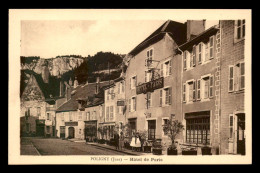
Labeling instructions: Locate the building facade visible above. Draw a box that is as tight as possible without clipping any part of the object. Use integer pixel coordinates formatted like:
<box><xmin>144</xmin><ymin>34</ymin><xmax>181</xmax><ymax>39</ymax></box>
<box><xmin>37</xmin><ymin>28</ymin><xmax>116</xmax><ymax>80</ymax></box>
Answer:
<box><xmin>123</xmin><ymin>20</ymin><xmax>192</xmax><ymax>149</ymax></box>
<box><xmin>179</xmin><ymin>25</ymin><xmax>221</xmax><ymax>154</ymax></box>
<box><xmin>219</xmin><ymin>20</ymin><xmax>245</xmax><ymax>155</ymax></box>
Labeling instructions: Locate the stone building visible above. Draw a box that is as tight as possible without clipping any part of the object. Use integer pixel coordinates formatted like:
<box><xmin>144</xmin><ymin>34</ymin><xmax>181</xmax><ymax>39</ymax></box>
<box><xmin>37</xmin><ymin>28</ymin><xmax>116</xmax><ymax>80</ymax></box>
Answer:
<box><xmin>101</xmin><ymin>77</ymin><xmax>126</xmax><ymax>140</ymax></box>
<box><xmin>123</xmin><ymin>20</ymin><xmax>205</xmax><ymax>150</ymax></box>
<box><xmin>179</xmin><ymin>24</ymin><xmax>221</xmax><ymax>154</ymax></box>
<box><xmin>20</xmin><ymin>66</ymin><xmax>63</xmax><ymax>137</ymax></box>
<box><xmin>55</xmin><ymin>78</ymin><xmax>109</xmax><ymax>140</ymax></box>
<box><xmin>219</xmin><ymin>20</ymin><xmax>245</xmax><ymax>155</ymax></box>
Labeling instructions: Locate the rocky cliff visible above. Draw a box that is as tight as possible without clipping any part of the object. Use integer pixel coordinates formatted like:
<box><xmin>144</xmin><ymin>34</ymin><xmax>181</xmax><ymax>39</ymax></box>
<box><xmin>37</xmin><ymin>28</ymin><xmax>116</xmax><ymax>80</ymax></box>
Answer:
<box><xmin>21</xmin><ymin>56</ymin><xmax>85</xmax><ymax>76</ymax></box>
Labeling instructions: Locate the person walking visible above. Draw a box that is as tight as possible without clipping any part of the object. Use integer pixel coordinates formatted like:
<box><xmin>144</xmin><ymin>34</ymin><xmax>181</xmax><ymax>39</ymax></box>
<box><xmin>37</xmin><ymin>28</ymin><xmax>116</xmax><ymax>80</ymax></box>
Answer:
<box><xmin>114</xmin><ymin>131</ymin><xmax>120</xmax><ymax>150</ymax></box>
<box><xmin>119</xmin><ymin>131</ymin><xmax>125</xmax><ymax>151</ymax></box>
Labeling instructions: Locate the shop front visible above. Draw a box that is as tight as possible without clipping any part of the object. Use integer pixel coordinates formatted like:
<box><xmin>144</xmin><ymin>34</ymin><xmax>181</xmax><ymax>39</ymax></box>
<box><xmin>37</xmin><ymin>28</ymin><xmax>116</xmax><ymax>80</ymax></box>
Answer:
<box><xmin>84</xmin><ymin>120</ymin><xmax>98</xmax><ymax>142</ymax></box>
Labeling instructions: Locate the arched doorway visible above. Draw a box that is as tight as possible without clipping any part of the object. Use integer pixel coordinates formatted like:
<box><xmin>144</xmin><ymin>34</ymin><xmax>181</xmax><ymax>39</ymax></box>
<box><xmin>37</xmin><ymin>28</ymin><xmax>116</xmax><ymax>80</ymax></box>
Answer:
<box><xmin>68</xmin><ymin>127</ymin><xmax>75</xmax><ymax>139</ymax></box>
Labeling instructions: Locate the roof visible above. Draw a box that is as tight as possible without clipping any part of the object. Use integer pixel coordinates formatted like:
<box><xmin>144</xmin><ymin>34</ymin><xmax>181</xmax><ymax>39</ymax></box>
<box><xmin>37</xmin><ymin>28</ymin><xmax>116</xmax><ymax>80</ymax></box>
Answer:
<box><xmin>179</xmin><ymin>25</ymin><xmax>219</xmax><ymax>51</ymax></box>
<box><xmin>56</xmin><ymin>81</ymin><xmax>110</xmax><ymax>112</ymax></box>
<box><xmin>129</xmin><ymin>20</ymin><xmax>187</xmax><ymax>56</ymax></box>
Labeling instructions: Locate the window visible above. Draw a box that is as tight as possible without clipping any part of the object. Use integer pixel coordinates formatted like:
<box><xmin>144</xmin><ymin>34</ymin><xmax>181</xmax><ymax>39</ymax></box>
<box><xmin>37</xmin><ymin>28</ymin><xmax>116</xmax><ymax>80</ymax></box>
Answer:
<box><xmin>235</xmin><ymin>20</ymin><xmax>245</xmax><ymax>40</ymax></box>
<box><xmin>130</xmin><ymin>76</ymin><xmax>137</xmax><ymax>89</ymax></box>
<box><xmin>188</xmin><ymin>82</ymin><xmax>194</xmax><ymax>102</ymax></box>
<box><xmin>209</xmin><ymin>36</ymin><xmax>214</xmax><ymax>59</ymax></box>
<box><xmin>148</xmin><ymin>120</ymin><xmax>156</xmax><ymax>140</ymax></box>
<box><xmin>132</xmin><ymin>97</ymin><xmax>137</xmax><ymax>111</ymax></box>
<box><xmin>128</xmin><ymin>99</ymin><xmax>131</xmax><ymax>112</ymax></box>
<box><xmin>146</xmin><ymin>49</ymin><xmax>153</xmax><ymax>66</ymax></box>
<box><xmin>192</xmin><ymin>46</ymin><xmax>196</xmax><ymax>67</ymax></box>
<box><xmin>147</xmin><ymin>92</ymin><xmax>152</xmax><ymax>108</ymax></box>
<box><xmin>106</xmin><ymin>107</ymin><xmax>109</xmax><ymax>121</ymax></box>
<box><xmin>186</xmin><ymin>117</ymin><xmax>210</xmax><ymax>144</ymax></box>
<box><xmin>37</xmin><ymin>107</ymin><xmax>41</xmax><ymax>117</ymax></box>
<box><xmin>204</xmin><ymin>77</ymin><xmax>209</xmax><ymax>99</ymax></box>
<box><xmin>198</xmin><ymin>43</ymin><xmax>202</xmax><ymax>64</ymax></box>
<box><xmin>162</xmin><ymin>119</ymin><xmax>169</xmax><ymax>135</ymax></box>
<box><xmin>159</xmin><ymin>90</ymin><xmax>163</xmax><ymax>106</ymax></box>
<box><xmin>183</xmin><ymin>51</ymin><xmax>187</xmax><ymax>70</ymax></box>
<box><xmin>197</xmin><ymin>79</ymin><xmax>201</xmax><ymax>100</ymax></box>
<box><xmin>164</xmin><ymin>60</ymin><xmax>172</xmax><ymax>77</ymax></box>
<box><xmin>229</xmin><ymin>114</ymin><xmax>234</xmax><ymax>138</ymax></box>
<box><xmin>209</xmin><ymin>76</ymin><xmax>214</xmax><ymax>98</ymax></box>
<box><xmin>228</xmin><ymin>66</ymin><xmax>234</xmax><ymax>92</ymax></box>
<box><xmin>110</xmin><ymin>106</ymin><xmax>114</xmax><ymax>121</ymax></box>
<box><xmin>193</xmin><ymin>81</ymin><xmax>196</xmax><ymax>101</ymax></box>
<box><xmin>165</xmin><ymin>87</ymin><xmax>172</xmax><ymax>105</ymax></box>
<box><xmin>183</xmin><ymin>84</ymin><xmax>186</xmax><ymax>103</ymax></box>
<box><xmin>47</xmin><ymin>113</ymin><xmax>50</xmax><ymax>120</ymax></box>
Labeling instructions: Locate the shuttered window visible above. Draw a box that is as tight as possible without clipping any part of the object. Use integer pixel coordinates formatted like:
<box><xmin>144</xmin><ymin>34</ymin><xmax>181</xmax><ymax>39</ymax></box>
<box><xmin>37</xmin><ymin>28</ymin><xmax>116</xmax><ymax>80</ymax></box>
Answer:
<box><xmin>110</xmin><ymin>106</ymin><xmax>114</xmax><ymax>121</ymax></box>
<box><xmin>128</xmin><ymin>99</ymin><xmax>131</xmax><ymax>112</ymax></box>
<box><xmin>183</xmin><ymin>84</ymin><xmax>186</xmax><ymax>103</ymax></box>
<box><xmin>161</xmin><ymin>64</ymin><xmax>164</xmax><ymax>77</ymax></box>
<box><xmin>209</xmin><ymin>75</ymin><xmax>214</xmax><ymax>98</ymax></box>
<box><xmin>192</xmin><ymin>46</ymin><xmax>196</xmax><ymax>66</ymax></box>
<box><xmin>229</xmin><ymin>114</ymin><xmax>234</xmax><ymax>138</ymax></box>
<box><xmin>160</xmin><ymin>90</ymin><xmax>163</xmax><ymax>106</ymax></box>
<box><xmin>169</xmin><ymin>60</ymin><xmax>172</xmax><ymax>75</ymax></box>
<box><xmin>198</xmin><ymin>43</ymin><xmax>202</xmax><ymax>64</ymax></box>
<box><xmin>204</xmin><ymin>78</ymin><xmax>209</xmax><ymax>99</ymax></box>
<box><xmin>183</xmin><ymin>51</ymin><xmax>187</xmax><ymax>70</ymax></box>
<box><xmin>209</xmin><ymin>36</ymin><xmax>214</xmax><ymax>59</ymax></box>
<box><xmin>240</xmin><ymin>62</ymin><xmax>245</xmax><ymax>90</ymax></box>
<box><xmin>193</xmin><ymin>81</ymin><xmax>196</xmax><ymax>101</ymax></box>
<box><xmin>106</xmin><ymin>107</ymin><xmax>109</xmax><ymax>121</ymax></box>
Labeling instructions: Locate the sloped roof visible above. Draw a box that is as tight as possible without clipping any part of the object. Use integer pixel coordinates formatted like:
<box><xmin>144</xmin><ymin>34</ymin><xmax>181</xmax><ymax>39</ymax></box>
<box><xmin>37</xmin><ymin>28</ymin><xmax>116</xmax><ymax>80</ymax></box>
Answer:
<box><xmin>129</xmin><ymin>20</ymin><xmax>187</xmax><ymax>56</ymax></box>
<box><xmin>56</xmin><ymin>81</ymin><xmax>110</xmax><ymax>112</ymax></box>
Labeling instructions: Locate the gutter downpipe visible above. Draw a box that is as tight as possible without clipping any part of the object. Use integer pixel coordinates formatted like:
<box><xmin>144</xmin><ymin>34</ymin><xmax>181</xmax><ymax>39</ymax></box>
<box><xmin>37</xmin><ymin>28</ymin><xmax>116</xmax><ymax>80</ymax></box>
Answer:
<box><xmin>177</xmin><ymin>46</ymin><xmax>184</xmax><ymax>144</ymax></box>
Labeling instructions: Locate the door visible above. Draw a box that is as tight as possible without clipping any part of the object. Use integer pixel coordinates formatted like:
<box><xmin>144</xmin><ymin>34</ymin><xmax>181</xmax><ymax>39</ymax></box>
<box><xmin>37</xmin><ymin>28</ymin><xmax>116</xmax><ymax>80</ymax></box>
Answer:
<box><xmin>60</xmin><ymin>126</ymin><xmax>65</xmax><ymax>138</ymax></box>
<box><xmin>237</xmin><ymin>113</ymin><xmax>245</xmax><ymax>155</ymax></box>
<box><xmin>36</xmin><ymin>124</ymin><xmax>44</xmax><ymax>136</ymax></box>
<box><xmin>129</xmin><ymin>119</ymin><xmax>137</xmax><ymax>136</ymax></box>
<box><xmin>148</xmin><ymin>120</ymin><xmax>156</xmax><ymax>140</ymax></box>
<box><xmin>68</xmin><ymin>127</ymin><xmax>75</xmax><ymax>139</ymax></box>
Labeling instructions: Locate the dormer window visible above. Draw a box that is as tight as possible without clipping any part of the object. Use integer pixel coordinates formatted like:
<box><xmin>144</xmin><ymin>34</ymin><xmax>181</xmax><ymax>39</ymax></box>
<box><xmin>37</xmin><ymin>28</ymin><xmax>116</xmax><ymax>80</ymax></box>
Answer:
<box><xmin>145</xmin><ymin>48</ymin><xmax>153</xmax><ymax>67</ymax></box>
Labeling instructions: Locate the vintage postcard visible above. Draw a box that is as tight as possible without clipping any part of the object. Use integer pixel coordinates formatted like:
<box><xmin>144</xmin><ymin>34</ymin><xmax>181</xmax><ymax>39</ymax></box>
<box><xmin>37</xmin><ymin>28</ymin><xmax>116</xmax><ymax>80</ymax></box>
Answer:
<box><xmin>8</xmin><ymin>9</ymin><xmax>252</xmax><ymax>165</ymax></box>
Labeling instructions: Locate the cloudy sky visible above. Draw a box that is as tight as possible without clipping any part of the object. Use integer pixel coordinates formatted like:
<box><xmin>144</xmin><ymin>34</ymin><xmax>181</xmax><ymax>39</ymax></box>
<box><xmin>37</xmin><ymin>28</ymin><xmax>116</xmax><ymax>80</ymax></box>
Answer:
<box><xmin>21</xmin><ymin>20</ymin><xmax>219</xmax><ymax>58</ymax></box>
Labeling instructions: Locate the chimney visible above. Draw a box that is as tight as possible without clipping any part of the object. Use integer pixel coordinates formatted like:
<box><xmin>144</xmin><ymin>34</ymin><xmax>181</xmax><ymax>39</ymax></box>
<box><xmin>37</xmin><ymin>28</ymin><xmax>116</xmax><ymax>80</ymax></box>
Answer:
<box><xmin>74</xmin><ymin>77</ymin><xmax>78</xmax><ymax>88</ymax></box>
<box><xmin>41</xmin><ymin>65</ymin><xmax>50</xmax><ymax>83</ymax></box>
<box><xmin>186</xmin><ymin>20</ymin><xmax>206</xmax><ymax>41</ymax></box>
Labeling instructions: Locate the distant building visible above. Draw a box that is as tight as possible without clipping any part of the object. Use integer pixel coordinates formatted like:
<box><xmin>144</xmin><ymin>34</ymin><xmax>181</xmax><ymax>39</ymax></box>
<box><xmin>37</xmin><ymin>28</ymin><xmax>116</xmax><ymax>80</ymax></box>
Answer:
<box><xmin>20</xmin><ymin>67</ymin><xmax>64</xmax><ymax>137</ymax></box>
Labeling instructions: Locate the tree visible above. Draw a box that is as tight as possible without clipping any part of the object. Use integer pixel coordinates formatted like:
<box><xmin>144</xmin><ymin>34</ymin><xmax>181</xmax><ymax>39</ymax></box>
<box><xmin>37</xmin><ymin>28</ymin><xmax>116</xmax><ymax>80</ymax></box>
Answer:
<box><xmin>163</xmin><ymin>117</ymin><xmax>184</xmax><ymax>149</ymax></box>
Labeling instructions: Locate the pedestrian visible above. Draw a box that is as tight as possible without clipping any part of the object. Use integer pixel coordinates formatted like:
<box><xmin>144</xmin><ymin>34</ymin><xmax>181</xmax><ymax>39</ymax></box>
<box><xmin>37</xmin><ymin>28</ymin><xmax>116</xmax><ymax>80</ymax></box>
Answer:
<box><xmin>119</xmin><ymin>131</ymin><xmax>124</xmax><ymax>151</ymax></box>
<box><xmin>130</xmin><ymin>132</ymin><xmax>136</xmax><ymax>152</ymax></box>
<box><xmin>135</xmin><ymin>132</ymin><xmax>141</xmax><ymax>152</ymax></box>
<box><xmin>114</xmin><ymin>131</ymin><xmax>120</xmax><ymax>150</ymax></box>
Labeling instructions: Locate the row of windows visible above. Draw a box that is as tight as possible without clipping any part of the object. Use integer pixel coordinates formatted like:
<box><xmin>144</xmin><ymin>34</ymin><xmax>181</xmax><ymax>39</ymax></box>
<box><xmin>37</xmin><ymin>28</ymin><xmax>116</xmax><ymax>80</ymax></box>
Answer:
<box><xmin>183</xmin><ymin>75</ymin><xmax>214</xmax><ymax>103</ymax></box>
<box><xmin>183</xmin><ymin>36</ymin><xmax>214</xmax><ymax>71</ymax></box>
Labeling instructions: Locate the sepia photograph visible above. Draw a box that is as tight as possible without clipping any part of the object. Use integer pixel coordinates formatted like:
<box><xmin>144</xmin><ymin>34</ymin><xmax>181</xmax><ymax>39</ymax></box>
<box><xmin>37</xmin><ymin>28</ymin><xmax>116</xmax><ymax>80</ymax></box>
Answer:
<box><xmin>8</xmin><ymin>9</ymin><xmax>252</xmax><ymax>165</ymax></box>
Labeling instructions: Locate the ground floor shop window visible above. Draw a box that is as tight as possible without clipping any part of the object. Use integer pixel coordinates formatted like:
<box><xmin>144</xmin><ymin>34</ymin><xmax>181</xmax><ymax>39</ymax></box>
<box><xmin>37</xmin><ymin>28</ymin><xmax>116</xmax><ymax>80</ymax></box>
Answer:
<box><xmin>186</xmin><ymin>117</ymin><xmax>210</xmax><ymax>145</ymax></box>
<box><xmin>148</xmin><ymin>120</ymin><xmax>156</xmax><ymax>140</ymax></box>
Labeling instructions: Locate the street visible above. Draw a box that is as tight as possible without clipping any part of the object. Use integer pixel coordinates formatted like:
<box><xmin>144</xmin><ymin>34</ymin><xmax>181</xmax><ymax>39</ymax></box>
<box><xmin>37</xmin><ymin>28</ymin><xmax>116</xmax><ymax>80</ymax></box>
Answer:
<box><xmin>20</xmin><ymin>137</ymin><xmax>126</xmax><ymax>155</ymax></box>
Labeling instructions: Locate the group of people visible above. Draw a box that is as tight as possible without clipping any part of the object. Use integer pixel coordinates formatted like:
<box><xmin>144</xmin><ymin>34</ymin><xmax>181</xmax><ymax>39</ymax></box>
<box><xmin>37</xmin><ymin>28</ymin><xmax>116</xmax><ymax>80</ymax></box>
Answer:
<box><xmin>114</xmin><ymin>131</ymin><xmax>142</xmax><ymax>152</ymax></box>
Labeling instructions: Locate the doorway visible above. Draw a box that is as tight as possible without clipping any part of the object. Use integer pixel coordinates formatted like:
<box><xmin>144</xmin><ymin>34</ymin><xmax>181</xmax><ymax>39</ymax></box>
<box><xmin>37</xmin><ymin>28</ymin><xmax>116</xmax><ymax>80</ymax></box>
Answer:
<box><xmin>148</xmin><ymin>120</ymin><xmax>156</xmax><ymax>140</ymax></box>
<box><xmin>128</xmin><ymin>118</ymin><xmax>137</xmax><ymax>136</ymax></box>
<box><xmin>237</xmin><ymin>113</ymin><xmax>245</xmax><ymax>155</ymax></box>
<box><xmin>68</xmin><ymin>127</ymin><xmax>75</xmax><ymax>139</ymax></box>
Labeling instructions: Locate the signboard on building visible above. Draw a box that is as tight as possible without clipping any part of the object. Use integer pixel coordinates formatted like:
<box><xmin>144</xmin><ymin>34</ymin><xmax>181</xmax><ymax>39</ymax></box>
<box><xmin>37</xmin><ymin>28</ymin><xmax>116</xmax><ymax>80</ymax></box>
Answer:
<box><xmin>136</xmin><ymin>77</ymin><xmax>164</xmax><ymax>95</ymax></box>
<box><xmin>65</xmin><ymin>121</ymin><xmax>78</xmax><ymax>126</ymax></box>
<box><xmin>117</xmin><ymin>100</ymin><xmax>125</xmax><ymax>106</ymax></box>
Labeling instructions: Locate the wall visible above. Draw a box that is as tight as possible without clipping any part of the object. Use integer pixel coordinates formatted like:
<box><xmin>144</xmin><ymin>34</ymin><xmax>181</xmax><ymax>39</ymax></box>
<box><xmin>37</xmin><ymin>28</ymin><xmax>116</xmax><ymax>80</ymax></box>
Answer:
<box><xmin>220</xmin><ymin>20</ymin><xmax>245</xmax><ymax>154</ymax></box>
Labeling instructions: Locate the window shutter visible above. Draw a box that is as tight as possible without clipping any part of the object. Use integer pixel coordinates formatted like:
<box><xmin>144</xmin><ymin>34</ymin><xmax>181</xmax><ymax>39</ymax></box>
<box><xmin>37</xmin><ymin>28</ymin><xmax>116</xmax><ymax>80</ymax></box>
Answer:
<box><xmin>190</xmin><ymin>52</ymin><xmax>193</xmax><ymax>68</ymax></box>
<box><xmin>198</xmin><ymin>43</ymin><xmax>202</xmax><ymax>64</ymax></box>
<box><xmin>229</xmin><ymin>114</ymin><xmax>234</xmax><ymax>138</ymax></box>
<box><xmin>193</xmin><ymin>46</ymin><xmax>196</xmax><ymax>67</ymax></box>
<box><xmin>240</xmin><ymin>62</ymin><xmax>245</xmax><ymax>90</ymax></box>
<box><xmin>183</xmin><ymin>51</ymin><xmax>187</xmax><ymax>70</ymax></box>
<box><xmin>169</xmin><ymin>87</ymin><xmax>172</xmax><ymax>105</ymax></box>
<box><xmin>183</xmin><ymin>84</ymin><xmax>186</xmax><ymax>102</ymax></box>
<box><xmin>193</xmin><ymin>81</ymin><xmax>196</xmax><ymax>101</ymax></box>
<box><xmin>204</xmin><ymin>79</ymin><xmax>209</xmax><ymax>99</ymax></box>
<box><xmin>209</xmin><ymin>36</ymin><xmax>214</xmax><ymax>59</ymax></box>
<box><xmin>134</xmin><ymin>97</ymin><xmax>136</xmax><ymax>111</ymax></box>
<box><xmin>159</xmin><ymin>90</ymin><xmax>163</xmax><ymax>106</ymax></box>
<box><xmin>209</xmin><ymin>75</ymin><xmax>214</xmax><ymax>98</ymax></box>
<box><xmin>161</xmin><ymin>64</ymin><xmax>163</xmax><ymax>77</ymax></box>
<box><xmin>197</xmin><ymin>79</ymin><xmax>201</xmax><ymax>100</ymax></box>
<box><xmin>169</xmin><ymin>60</ymin><xmax>172</xmax><ymax>75</ymax></box>
<box><xmin>228</xmin><ymin>66</ymin><xmax>234</xmax><ymax>92</ymax></box>
<box><xmin>145</xmin><ymin>71</ymin><xmax>147</xmax><ymax>83</ymax></box>
<box><xmin>242</xmin><ymin>20</ymin><xmax>245</xmax><ymax>38</ymax></box>
<box><xmin>128</xmin><ymin>99</ymin><xmax>131</xmax><ymax>112</ymax></box>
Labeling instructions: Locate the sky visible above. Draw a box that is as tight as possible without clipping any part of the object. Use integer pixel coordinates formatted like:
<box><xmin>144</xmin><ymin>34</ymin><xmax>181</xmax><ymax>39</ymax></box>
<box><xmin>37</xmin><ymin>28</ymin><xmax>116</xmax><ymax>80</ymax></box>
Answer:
<box><xmin>21</xmin><ymin>20</ymin><xmax>219</xmax><ymax>58</ymax></box>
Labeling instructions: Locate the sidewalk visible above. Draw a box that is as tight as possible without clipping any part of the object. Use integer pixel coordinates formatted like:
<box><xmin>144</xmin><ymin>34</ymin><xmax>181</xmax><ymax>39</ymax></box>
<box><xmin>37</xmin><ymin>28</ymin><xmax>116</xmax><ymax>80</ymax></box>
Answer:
<box><xmin>86</xmin><ymin>142</ymin><xmax>153</xmax><ymax>156</ymax></box>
